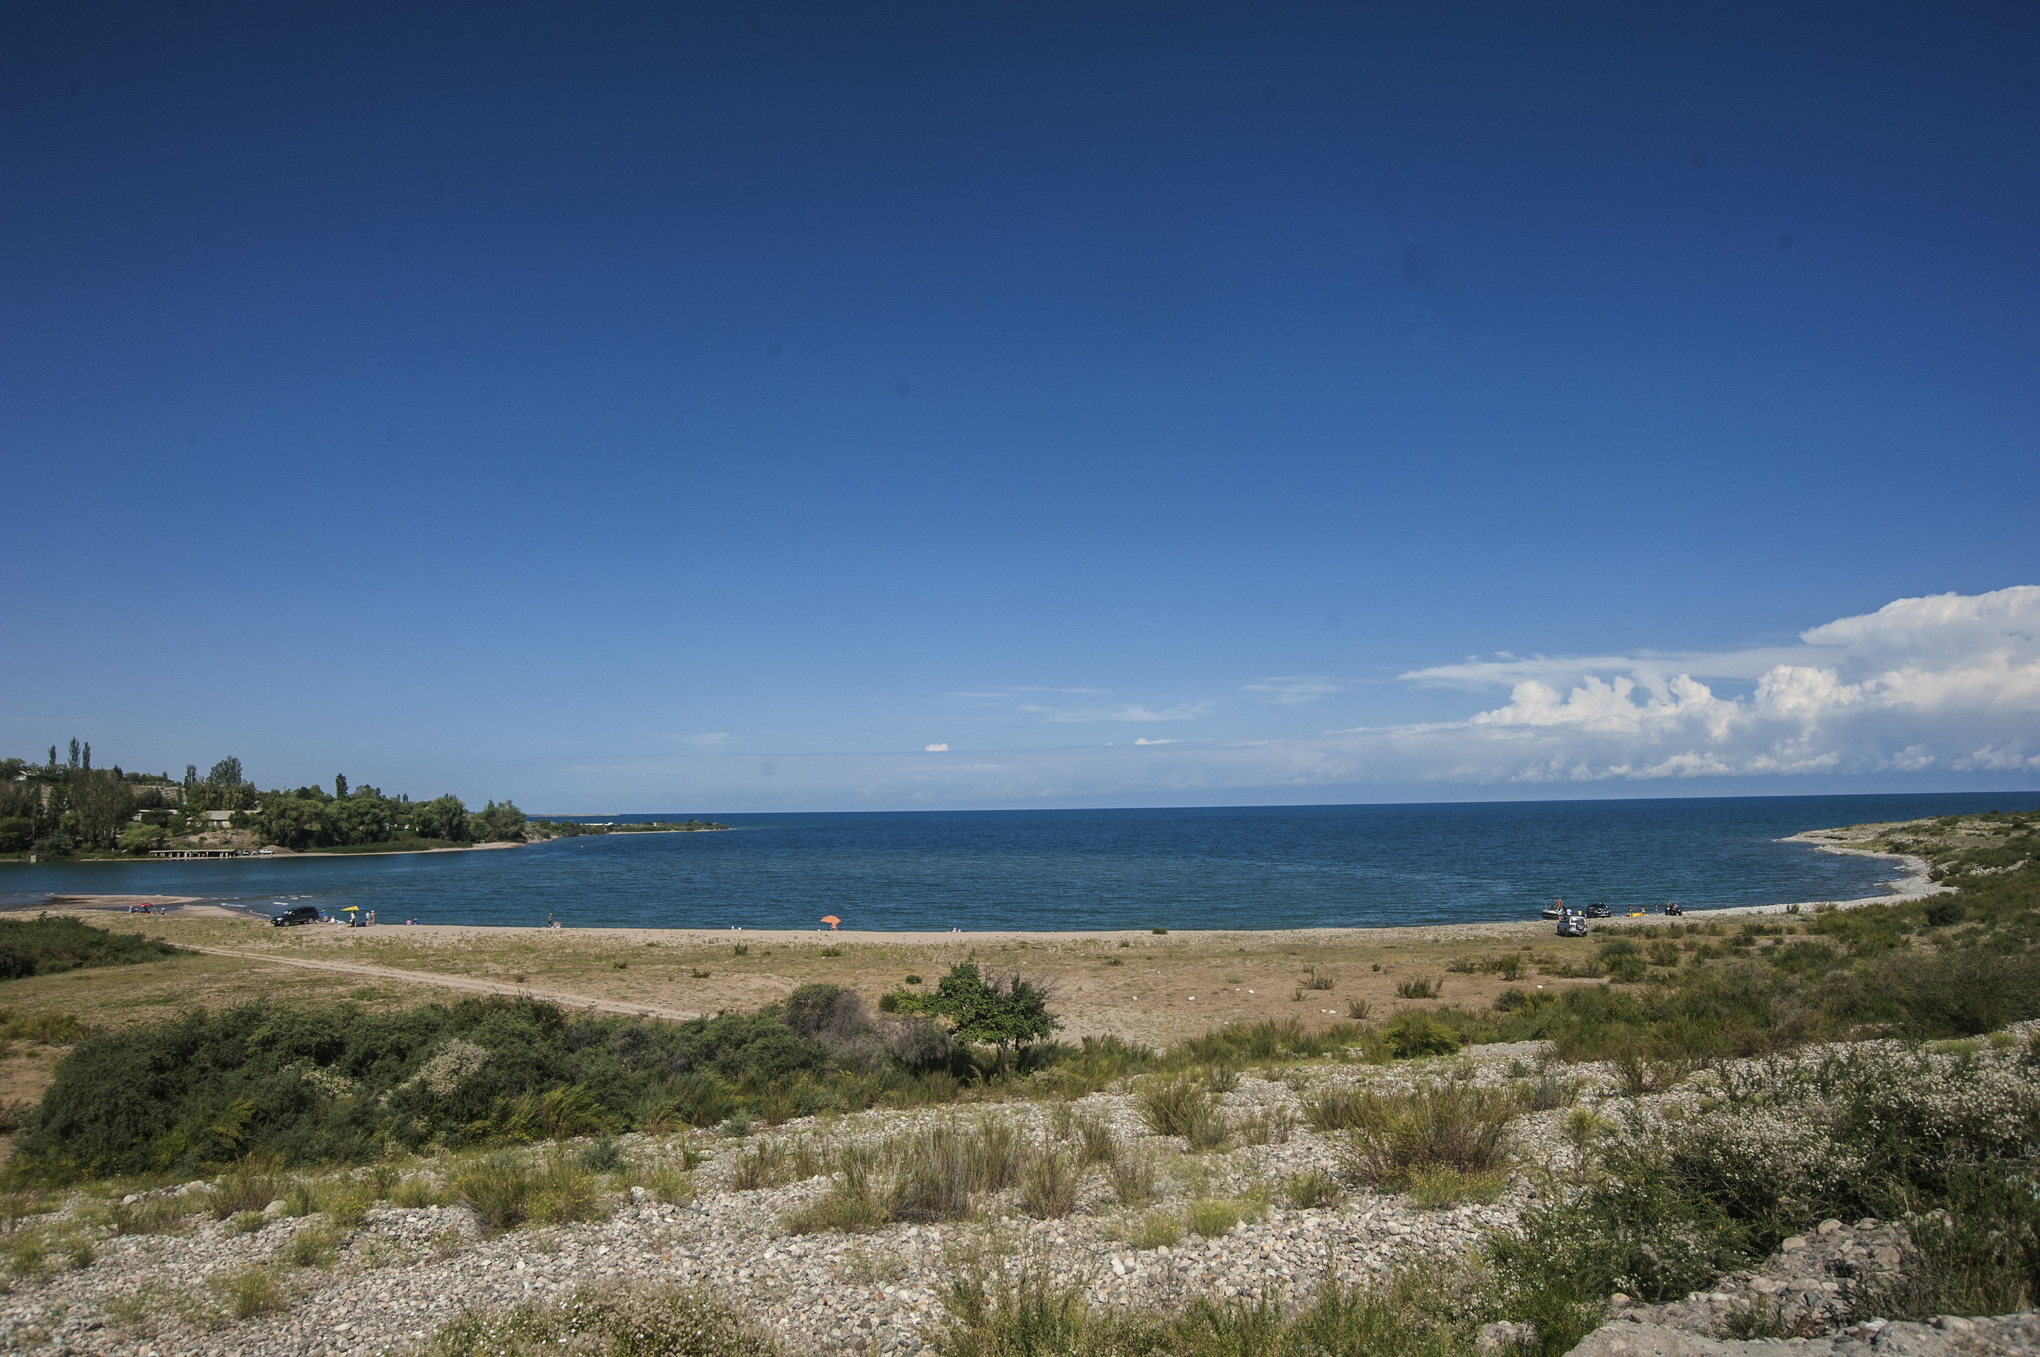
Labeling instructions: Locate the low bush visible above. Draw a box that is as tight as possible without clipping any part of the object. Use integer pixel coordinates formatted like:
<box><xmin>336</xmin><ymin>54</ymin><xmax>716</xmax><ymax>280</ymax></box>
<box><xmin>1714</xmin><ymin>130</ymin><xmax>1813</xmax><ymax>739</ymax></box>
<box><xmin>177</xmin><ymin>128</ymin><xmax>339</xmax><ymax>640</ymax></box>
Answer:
<box><xmin>1134</xmin><ymin>1077</ymin><xmax>1209</xmax><ymax>1138</ymax></box>
<box><xmin>1339</xmin><ymin>1084</ymin><xmax>1515</xmax><ymax>1191</ymax></box>
<box><xmin>107</xmin><ymin>1195</ymin><xmax>199</xmax><ymax>1237</ymax></box>
<box><xmin>730</xmin><ymin>1137</ymin><xmax>827</xmax><ymax>1192</ymax></box>
<box><xmin>1020</xmin><ymin>1149</ymin><xmax>1080</xmax><ymax>1219</ymax></box>
<box><xmin>429</xmin><ymin>1283</ymin><xmax>780</xmax><ymax>1357</ymax></box>
<box><xmin>1284</xmin><ymin>1169</ymin><xmax>1343</xmax><ymax>1209</ymax></box>
<box><xmin>1406</xmin><ymin>1166</ymin><xmax>1508</xmax><ymax>1209</ymax></box>
<box><xmin>0</xmin><ymin>915</ymin><xmax>186</xmax><ymax>981</ymax></box>
<box><xmin>1072</xmin><ymin>1116</ymin><xmax>1117</xmax><ymax>1166</ymax></box>
<box><xmin>205</xmin><ymin>1161</ymin><xmax>283</xmax><ymax>1219</ymax></box>
<box><xmin>1129</xmin><ymin>1211</ymin><xmax>1179</xmax><ymax>1249</ymax></box>
<box><xmin>1233</xmin><ymin>1106</ymin><xmax>1292</xmax><ymax>1146</ymax></box>
<box><xmin>935</xmin><ymin>1259</ymin><xmax>1490</xmax><ymax>1357</ymax></box>
<box><xmin>282</xmin><ymin>1221</ymin><xmax>341</xmax><ymax>1268</ymax></box>
<box><xmin>210</xmin><ymin>1266</ymin><xmax>286</xmax><ymax>1320</ymax></box>
<box><xmin>1301</xmin><ymin>1085</ymin><xmax>1372</xmax><ymax>1132</ymax></box>
<box><xmin>10</xmin><ymin>995</ymin><xmax>841</xmax><ymax>1182</ymax></box>
<box><xmin>887</xmin><ymin>1120</ymin><xmax>1022</xmax><ymax>1223</ymax></box>
<box><xmin>1108</xmin><ymin>1151</ymin><xmax>1158</xmax><ymax>1208</ymax></box>
<box><xmin>1380</xmin><ymin>1011</ymin><xmax>1462</xmax><ymax>1059</ymax></box>
<box><xmin>451</xmin><ymin>1155</ymin><xmax>604</xmax><ymax>1235</ymax></box>
<box><xmin>1492</xmin><ymin>1040</ymin><xmax>2040</xmax><ymax>1356</ymax></box>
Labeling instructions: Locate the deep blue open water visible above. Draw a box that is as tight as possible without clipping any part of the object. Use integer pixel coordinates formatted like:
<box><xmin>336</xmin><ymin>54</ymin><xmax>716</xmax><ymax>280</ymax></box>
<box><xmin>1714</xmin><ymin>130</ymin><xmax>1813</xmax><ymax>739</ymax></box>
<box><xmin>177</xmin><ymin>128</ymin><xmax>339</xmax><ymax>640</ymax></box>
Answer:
<box><xmin>2</xmin><ymin>792</ymin><xmax>2033</xmax><ymax>931</ymax></box>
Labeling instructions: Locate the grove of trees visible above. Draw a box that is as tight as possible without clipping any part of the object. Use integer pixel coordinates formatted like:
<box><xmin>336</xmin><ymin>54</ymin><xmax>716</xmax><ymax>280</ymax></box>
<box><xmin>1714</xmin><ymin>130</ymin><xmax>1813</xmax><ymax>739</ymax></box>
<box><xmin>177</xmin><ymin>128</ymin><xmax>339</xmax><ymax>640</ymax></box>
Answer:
<box><xmin>1</xmin><ymin>740</ymin><xmax>527</xmax><ymax>857</ymax></box>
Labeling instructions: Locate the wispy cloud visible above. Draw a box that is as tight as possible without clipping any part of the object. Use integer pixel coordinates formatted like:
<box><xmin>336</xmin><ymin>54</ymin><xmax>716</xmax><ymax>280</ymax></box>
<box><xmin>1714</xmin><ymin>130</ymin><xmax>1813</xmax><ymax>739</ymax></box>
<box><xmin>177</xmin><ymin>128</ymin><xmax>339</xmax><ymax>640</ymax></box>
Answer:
<box><xmin>666</xmin><ymin>732</ymin><xmax>735</xmax><ymax>748</ymax></box>
<box><xmin>1243</xmin><ymin>676</ymin><xmax>1344</xmax><ymax>705</ymax></box>
<box><xmin>1019</xmin><ymin>701</ymin><xmax>1212</xmax><ymax>723</ymax></box>
<box><xmin>924</xmin><ymin>743</ymin><xmax>950</xmax><ymax>752</ymax></box>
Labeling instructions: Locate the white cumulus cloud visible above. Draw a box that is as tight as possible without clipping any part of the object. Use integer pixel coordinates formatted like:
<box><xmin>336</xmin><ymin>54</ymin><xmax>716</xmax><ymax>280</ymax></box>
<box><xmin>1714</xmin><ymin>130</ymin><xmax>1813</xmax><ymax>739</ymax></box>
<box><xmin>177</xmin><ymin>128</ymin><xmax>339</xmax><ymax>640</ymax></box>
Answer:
<box><xmin>1378</xmin><ymin>585</ymin><xmax>2040</xmax><ymax>783</ymax></box>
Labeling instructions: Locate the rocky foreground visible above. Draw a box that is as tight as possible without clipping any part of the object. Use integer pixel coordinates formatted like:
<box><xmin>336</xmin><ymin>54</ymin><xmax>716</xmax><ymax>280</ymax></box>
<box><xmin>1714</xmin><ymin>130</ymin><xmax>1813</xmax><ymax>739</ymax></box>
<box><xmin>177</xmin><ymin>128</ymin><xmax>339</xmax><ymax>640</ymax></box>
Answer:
<box><xmin>1</xmin><ymin>1036</ymin><xmax>2034</xmax><ymax>1357</ymax></box>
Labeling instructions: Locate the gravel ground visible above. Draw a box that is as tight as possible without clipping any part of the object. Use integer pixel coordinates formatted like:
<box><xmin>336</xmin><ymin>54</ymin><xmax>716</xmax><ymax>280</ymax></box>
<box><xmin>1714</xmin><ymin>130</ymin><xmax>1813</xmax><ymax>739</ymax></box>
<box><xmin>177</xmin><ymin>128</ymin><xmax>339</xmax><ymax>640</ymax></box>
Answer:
<box><xmin>0</xmin><ymin>1037</ymin><xmax>2015</xmax><ymax>1357</ymax></box>
<box><xmin>0</xmin><ymin>1041</ymin><xmax>1592</xmax><ymax>1356</ymax></box>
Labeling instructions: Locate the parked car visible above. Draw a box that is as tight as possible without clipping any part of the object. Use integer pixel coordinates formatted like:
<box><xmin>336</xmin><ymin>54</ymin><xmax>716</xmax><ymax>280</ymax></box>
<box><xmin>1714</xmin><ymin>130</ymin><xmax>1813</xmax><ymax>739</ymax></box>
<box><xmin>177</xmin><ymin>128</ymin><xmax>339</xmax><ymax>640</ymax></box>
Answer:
<box><xmin>271</xmin><ymin>905</ymin><xmax>321</xmax><ymax>927</ymax></box>
<box><xmin>1556</xmin><ymin>912</ymin><xmax>1589</xmax><ymax>938</ymax></box>
<box><xmin>1583</xmin><ymin>903</ymin><xmax>1611</xmax><ymax>919</ymax></box>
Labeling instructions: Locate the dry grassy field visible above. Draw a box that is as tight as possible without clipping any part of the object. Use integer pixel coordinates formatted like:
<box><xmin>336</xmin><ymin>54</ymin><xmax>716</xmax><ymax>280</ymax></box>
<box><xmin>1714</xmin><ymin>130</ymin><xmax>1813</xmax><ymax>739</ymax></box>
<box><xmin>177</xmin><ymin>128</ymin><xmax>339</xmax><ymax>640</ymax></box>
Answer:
<box><xmin>0</xmin><ymin>903</ymin><xmax>1611</xmax><ymax>1117</ymax></box>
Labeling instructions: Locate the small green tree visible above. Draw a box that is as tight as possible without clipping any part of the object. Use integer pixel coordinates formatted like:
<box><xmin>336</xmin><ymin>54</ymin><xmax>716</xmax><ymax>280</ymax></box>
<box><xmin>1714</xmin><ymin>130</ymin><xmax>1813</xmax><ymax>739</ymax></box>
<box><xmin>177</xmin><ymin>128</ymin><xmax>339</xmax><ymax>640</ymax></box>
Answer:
<box><xmin>119</xmin><ymin>823</ymin><xmax>168</xmax><ymax>854</ymax></box>
<box><xmin>924</xmin><ymin>963</ymin><xmax>1059</xmax><ymax>1072</ymax></box>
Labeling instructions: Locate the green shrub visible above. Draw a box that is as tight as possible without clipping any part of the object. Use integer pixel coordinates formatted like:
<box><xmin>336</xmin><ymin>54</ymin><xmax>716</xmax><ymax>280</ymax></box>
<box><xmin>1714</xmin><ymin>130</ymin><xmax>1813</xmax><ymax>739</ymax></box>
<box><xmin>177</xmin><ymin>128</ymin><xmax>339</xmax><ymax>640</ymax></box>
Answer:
<box><xmin>451</xmin><ymin>1156</ymin><xmax>604</xmax><ymax>1235</ymax></box>
<box><xmin>1135</xmin><ymin>1077</ymin><xmax>1209</xmax><ymax>1137</ymax></box>
<box><xmin>429</xmin><ymin>1283</ymin><xmax>779</xmax><ymax>1357</ymax></box>
<box><xmin>933</xmin><ymin>1257</ymin><xmax>1495</xmax><ymax>1357</ymax></box>
<box><xmin>210</xmin><ymin>1266</ymin><xmax>286</xmax><ymax>1320</ymax></box>
<box><xmin>783</xmin><ymin>1151</ymin><xmax>889</xmax><ymax>1236</ymax></box>
<box><xmin>1108</xmin><ymin>1151</ymin><xmax>1158</xmax><ymax>1208</ymax></box>
<box><xmin>1493</xmin><ymin>1040</ymin><xmax>2040</xmax><ymax>1356</ymax></box>
<box><xmin>1406</xmin><ymin>1167</ymin><xmax>1507</xmax><ymax>1209</ymax></box>
<box><xmin>1073</xmin><ymin>1116</ymin><xmax>1117</xmax><ymax>1166</ymax></box>
<box><xmin>1174</xmin><ymin>1017</ymin><xmax>1361</xmax><ymax>1065</ymax></box>
<box><xmin>1183</xmin><ymin>1106</ymin><xmax>1229</xmax><ymax>1153</ymax></box>
<box><xmin>10</xmin><ymin>995</ymin><xmax>835</xmax><ymax>1182</ymax></box>
<box><xmin>205</xmin><ymin>1162</ymin><xmax>283</xmax><ymax>1219</ymax></box>
<box><xmin>782</xmin><ymin>1187</ymin><xmax>889</xmax><ymax>1236</ymax></box>
<box><xmin>1604</xmin><ymin>954</ymin><xmax>1649</xmax><ymax>984</ymax></box>
<box><xmin>1284</xmin><ymin>1170</ymin><xmax>1344</xmax><ymax>1209</ymax></box>
<box><xmin>1233</xmin><ymin>1106</ymin><xmax>1292</xmax><ymax>1146</ymax></box>
<box><xmin>729</xmin><ymin>1137</ymin><xmax>826</xmax><ymax>1191</ymax></box>
<box><xmin>108</xmin><ymin>1195</ymin><xmax>199</xmax><ymax>1236</ymax></box>
<box><xmin>1020</xmin><ymin>1149</ymin><xmax>1080</xmax><ymax>1219</ymax></box>
<box><xmin>1301</xmin><ymin>1085</ymin><xmax>1372</xmax><ymax>1131</ymax></box>
<box><xmin>886</xmin><ymin>1120</ymin><xmax>1021</xmax><ymax>1223</ymax></box>
<box><xmin>1130</xmin><ymin>1212</ymin><xmax>1180</xmax><ymax>1249</ymax></box>
<box><xmin>1394</xmin><ymin>978</ymin><xmax>1440</xmax><ymax>1000</ymax></box>
<box><xmin>0</xmin><ymin>915</ymin><xmax>186</xmax><ymax>982</ymax></box>
<box><xmin>282</xmin><ymin>1221</ymin><xmax>341</xmax><ymax>1268</ymax></box>
<box><xmin>0</xmin><ymin>1010</ymin><xmax>81</xmax><ymax>1044</ymax></box>
<box><xmin>1187</xmin><ymin>1199</ymin><xmax>1239</xmax><ymax>1237</ymax></box>
<box><xmin>1518</xmin><ymin>1073</ymin><xmax>1577</xmax><ymax>1112</ymax></box>
<box><xmin>1380</xmin><ymin>1011</ymin><xmax>1462</xmax><ymax>1058</ymax></box>
<box><xmin>576</xmin><ymin>1137</ymin><xmax>625</xmax><ymax>1173</ymax></box>
<box><xmin>1847</xmin><ymin>1167</ymin><xmax>2040</xmax><ymax>1320</ymax></box>
<box><xmin>1339</xmin><ymin>1084</ymin><xmax>1515</xmax><ymax>1190</ymax></box>
<box><xmin>390</xmin><ymin>1174</ymin><xmax>453</xmax><ymax>1208</ymax></box>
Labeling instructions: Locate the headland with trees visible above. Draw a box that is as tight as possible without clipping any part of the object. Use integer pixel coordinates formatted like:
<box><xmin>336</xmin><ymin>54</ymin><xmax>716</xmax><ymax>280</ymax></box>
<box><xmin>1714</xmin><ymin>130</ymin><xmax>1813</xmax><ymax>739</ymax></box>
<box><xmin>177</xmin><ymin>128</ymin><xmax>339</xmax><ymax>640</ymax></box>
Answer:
<box><xmin>0</xmin><ymin>739</ymin><xmax>724</xmax><ymax>861</ymax></box>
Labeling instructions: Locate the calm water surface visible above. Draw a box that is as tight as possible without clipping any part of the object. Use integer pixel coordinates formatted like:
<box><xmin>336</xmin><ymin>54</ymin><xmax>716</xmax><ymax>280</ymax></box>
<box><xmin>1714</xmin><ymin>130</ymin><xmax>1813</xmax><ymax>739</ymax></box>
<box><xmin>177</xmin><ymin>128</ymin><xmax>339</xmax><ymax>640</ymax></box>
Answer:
<box><xmin>2</xmin><ymin>792</ymin><xmax>2032</xmax><ymax>930</ymax></box>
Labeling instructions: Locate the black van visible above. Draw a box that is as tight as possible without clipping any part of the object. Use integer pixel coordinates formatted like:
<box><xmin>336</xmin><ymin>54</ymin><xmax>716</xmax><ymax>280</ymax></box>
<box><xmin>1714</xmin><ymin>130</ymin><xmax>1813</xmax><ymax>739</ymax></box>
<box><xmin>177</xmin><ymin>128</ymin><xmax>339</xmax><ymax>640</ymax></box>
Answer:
<box><xmin>271</xmin><ymin>906</ymin><xmax>321</xmax><ymax>927</ymax></box>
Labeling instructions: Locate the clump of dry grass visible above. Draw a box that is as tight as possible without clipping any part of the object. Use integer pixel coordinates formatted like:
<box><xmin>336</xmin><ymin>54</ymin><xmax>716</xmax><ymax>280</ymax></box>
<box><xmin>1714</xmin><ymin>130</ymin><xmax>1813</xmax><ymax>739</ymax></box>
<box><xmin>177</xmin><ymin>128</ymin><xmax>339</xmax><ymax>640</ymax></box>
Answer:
<box><xmin>429</xmin><ymin>1283</ymin><xmax>779</xmax><ymax>1357</ymax></box>
<box><xmin>1338</xmin><ymin>1083</ymin><xmax>1515</xmax><ymax>1192</ymax></box>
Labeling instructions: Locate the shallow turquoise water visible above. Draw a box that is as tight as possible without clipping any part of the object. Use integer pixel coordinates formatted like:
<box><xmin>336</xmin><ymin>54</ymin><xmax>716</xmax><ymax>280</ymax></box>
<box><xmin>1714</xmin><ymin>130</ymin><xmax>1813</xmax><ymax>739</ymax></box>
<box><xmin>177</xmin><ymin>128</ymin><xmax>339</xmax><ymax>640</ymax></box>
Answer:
<box><xmin>2</xmin><ymin>792</ymin><xmax>2031</xmax><ymax>930</ymax></box>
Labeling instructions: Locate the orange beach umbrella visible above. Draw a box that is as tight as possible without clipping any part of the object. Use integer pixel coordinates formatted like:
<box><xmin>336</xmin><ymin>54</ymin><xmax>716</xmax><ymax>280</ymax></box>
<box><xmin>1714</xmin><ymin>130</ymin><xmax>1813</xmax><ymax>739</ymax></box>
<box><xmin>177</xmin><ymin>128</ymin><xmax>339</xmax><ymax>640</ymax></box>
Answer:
<box><xmin>820</xmin><ymin>915</ymin><xmax>841</xmax><ymax>930</ymax></box>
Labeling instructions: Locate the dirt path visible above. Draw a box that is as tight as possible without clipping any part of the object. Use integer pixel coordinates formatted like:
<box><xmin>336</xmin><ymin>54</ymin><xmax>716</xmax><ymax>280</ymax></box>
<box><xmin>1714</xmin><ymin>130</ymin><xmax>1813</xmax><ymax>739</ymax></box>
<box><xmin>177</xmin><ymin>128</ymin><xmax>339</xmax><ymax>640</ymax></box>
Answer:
<box><xmin>183</xmin><ymin>945</ymin><xmax>706</xmax><ymax>1022</ymax></box>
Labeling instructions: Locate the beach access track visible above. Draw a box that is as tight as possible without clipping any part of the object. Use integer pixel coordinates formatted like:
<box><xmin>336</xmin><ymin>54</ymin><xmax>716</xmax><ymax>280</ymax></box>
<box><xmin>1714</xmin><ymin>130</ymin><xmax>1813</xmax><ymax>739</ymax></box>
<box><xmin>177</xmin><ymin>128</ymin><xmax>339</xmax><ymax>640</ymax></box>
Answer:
<box><xmin>181</xmin><ymin>944</ymin><xmax>705</xmax><ymax>1022</ymax></box>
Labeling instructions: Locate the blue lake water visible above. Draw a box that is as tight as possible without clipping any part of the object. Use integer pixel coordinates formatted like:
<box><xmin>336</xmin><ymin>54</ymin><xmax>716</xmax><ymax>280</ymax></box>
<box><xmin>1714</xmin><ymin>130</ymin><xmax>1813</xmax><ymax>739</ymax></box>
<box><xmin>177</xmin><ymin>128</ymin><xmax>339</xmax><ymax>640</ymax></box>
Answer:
<box><xmin>2</xmin><ymin>792</ymin><xmax>2033</xmax><ymax>931</ymax></box>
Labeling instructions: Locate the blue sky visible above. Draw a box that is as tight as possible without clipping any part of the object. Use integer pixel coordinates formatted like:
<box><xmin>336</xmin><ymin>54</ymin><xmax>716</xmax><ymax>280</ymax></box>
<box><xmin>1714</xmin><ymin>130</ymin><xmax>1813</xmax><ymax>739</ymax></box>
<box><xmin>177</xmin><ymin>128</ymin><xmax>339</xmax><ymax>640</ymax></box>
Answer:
<box><xmin>4</xmin><ymin>2</ymin><xmax>2037</xmax><ymax>811</ymax></box>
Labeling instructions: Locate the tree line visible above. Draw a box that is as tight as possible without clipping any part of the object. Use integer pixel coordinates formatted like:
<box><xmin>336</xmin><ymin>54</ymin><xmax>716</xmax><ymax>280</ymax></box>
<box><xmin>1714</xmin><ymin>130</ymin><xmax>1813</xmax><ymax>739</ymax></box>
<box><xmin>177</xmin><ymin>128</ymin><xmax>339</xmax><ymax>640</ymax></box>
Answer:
<box><xmin>0</xmin><ymin>740</ymin><xmax>526</xmax><ymax>857</ymax></box>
